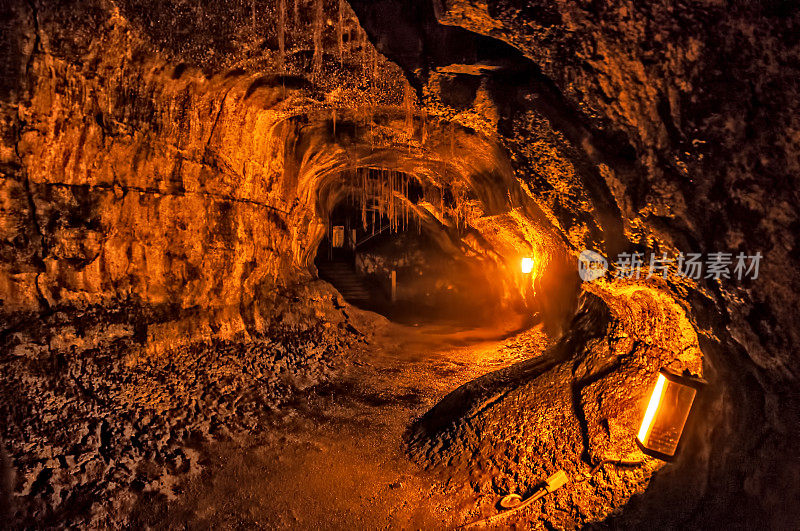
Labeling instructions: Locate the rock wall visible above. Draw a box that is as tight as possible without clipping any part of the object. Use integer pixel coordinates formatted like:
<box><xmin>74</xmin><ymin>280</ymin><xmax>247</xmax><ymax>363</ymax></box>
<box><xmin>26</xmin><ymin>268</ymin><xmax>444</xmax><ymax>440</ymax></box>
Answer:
<box><xmin>430</xmin><ymin>0</ymin><xmax>800</xmax><ymax>381</ymax></box>
<box><xmin>1</xmin><ymin>0</ymin><xmax>568</xmax><ymax>333</ymax></box>
<box><xmin>0</xmin><ymin>1</ymin><xmax>573</xmax><ymax>523</ymax></box>
<box><xmin>0</xmin><ymin>0</ymin><xmax>798</xmax><ymax>527</ymax></box>
<box><xmin>354</xmin><ymin>0</ymin><xmax>800</xmax><ymax>526</ymax></box>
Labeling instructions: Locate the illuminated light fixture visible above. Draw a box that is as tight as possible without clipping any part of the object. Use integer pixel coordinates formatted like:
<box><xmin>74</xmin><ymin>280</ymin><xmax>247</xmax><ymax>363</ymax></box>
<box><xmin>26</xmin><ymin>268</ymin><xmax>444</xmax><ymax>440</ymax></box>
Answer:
<box><xmin>521</xmin><ymin>257</ymin><xmax>534</xmax><ymax>274</ymax></box>
<box><xmin>637</xmin><ymin>369</ymin><xmax>705</xmax><ymax>460</ymax></box>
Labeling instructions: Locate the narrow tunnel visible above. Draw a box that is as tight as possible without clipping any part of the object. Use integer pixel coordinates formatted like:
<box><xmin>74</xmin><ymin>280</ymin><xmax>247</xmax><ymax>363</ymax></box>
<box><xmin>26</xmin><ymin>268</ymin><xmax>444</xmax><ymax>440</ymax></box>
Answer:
<box><xmin>0</xmin><ymin>0</ymin><xmax>797</xmax><ymax>528</ymax></box>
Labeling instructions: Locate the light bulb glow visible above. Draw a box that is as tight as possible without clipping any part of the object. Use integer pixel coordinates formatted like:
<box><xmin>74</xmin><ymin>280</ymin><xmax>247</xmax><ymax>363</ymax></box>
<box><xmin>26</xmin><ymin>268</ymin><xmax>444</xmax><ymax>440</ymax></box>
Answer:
<box><xmin>636</xmin><ymin>370</ymin><xmax>701</xmax><ymax>459</ymax></box>
<box><xmin>637</xmin><ymin>373</ymin><xmax>667</xmax><ymax>442</ymax></box>
<box><xmin>521</xmin><ymin>257</ymin><xmax>534</xmax><ymax>274</ymax></box>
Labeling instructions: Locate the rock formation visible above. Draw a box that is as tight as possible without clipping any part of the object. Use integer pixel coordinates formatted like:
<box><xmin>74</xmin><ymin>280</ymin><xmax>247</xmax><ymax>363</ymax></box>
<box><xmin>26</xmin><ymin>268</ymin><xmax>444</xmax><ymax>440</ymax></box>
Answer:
<box><xmin>0</xmin><ymin>0</ymin><xmax>797</xmax><ymax>527</ymax></box>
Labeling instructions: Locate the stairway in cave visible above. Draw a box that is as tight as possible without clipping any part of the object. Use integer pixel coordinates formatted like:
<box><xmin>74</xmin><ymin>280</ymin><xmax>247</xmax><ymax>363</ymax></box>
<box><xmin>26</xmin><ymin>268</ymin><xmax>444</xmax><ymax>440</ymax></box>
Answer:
<box><xmin>317</xmin><ymin>261</ymin><xmax>373</xmax><ymax>304</ymax></box>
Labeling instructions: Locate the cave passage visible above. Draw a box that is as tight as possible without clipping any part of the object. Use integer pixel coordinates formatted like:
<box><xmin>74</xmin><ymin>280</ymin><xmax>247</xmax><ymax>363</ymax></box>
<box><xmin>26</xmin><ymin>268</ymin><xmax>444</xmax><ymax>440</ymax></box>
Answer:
<box><xmin>1</xmin><ymin>0</ymin><xmax>797</xmax><ymax>528</ymax></box>
<box><xmin>314</xmin><ymin>169</ymin><xmax>507</xmax><ymax>326</ymax></box>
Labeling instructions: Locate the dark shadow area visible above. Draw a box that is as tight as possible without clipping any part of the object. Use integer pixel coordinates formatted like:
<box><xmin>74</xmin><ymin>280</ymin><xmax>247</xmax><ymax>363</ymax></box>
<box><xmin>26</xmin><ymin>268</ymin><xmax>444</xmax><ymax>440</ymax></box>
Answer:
<box><xmin>0</xmin><ymin>441</ymin><xmax>12</xmax><ymax>520</ymax></box>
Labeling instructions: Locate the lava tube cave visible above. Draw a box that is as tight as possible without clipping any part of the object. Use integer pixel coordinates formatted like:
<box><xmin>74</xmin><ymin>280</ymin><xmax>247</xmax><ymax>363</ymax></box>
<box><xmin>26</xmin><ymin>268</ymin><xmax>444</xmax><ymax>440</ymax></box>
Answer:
<box><xmin>0</xmin><ymin>0</ymin><xmax>798</xmax><ymax>528</ymax></box>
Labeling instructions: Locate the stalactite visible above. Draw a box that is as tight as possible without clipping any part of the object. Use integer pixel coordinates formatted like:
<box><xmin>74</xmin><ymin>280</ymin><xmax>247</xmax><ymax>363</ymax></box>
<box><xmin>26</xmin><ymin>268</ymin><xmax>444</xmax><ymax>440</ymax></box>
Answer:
<box><xmin>332</xmin><ymin>108</ymin><xmax>336</xmax><ymax>138</ymax></box>
<box><xmin>313</xmin><ymin>0</ymin><xmax>323</xmax><ymax>76</ymax></box>
<box><xmin>340</xmin><ymin>169</ymin><xmax>426</xmax><ymax>238</ymax></box>
<box><xmin>399</xmin><ymin>175</ymin><xmax>404</xmax><ymax>231</ymax></box>
<box><xmin>386</xmin><ymin>172</ymin><xmax>390</xmax><ymax>227</ymax></box>
<box><xmin>405</xmin><ymin>176</ymin><xmax>409</xmax><ymax>230</ymax></box>
<box><xmin>361</xmin><ymin>168</ymin><xmax>367</xmax><ymax>231</ymax></box>
<box><xmin>380</xmin><ymin>170</ymin><xmax>385</xmax><ymax>223</ymax></box>
<box><xmin>390</xmin><ymin>171</ymin><xmax>395</xmax><ymax>232</ymax></box>
<box><xmin>293</xmin><ymin>0</ymin><xmax>299</xmax><ymax>27</ymax></box>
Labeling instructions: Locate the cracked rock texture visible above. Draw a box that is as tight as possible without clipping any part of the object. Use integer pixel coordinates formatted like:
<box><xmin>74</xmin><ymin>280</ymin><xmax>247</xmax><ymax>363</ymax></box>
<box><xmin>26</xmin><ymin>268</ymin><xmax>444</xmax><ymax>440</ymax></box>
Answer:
<box><xmin>0</xmin><ymin>281</ymin><xmax>363</xmax><ymax>526</ymax></box>
<box><xmin>1</xmin><ymin>0</ymin><xmax>799</xmax><ymax>527</ymax></box>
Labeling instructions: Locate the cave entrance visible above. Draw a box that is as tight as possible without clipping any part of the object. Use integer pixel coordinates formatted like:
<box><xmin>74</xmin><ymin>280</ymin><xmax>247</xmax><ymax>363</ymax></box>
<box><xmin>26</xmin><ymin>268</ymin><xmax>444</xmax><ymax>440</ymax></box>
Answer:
<box><xmin>315</xmin><ymin>170</ymin><xmax>503</xmax><ymax>327</ymax></box>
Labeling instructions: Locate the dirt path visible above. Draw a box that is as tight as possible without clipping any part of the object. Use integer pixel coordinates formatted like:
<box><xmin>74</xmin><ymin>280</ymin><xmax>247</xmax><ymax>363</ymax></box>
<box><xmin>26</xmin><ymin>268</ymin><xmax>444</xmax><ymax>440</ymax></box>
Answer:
<box><xmin>135</xmin><ymin>314</ymin><xmax>549</xmax><ymax>529</ymax></box>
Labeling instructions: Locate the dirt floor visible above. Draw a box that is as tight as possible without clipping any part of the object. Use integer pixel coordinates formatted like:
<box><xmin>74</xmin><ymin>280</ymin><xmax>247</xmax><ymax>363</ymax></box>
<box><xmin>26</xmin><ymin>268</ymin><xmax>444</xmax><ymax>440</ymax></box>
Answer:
<box><xmin>129</xmin><ymin>313</ymin><xmax>550</xmax><ymax>528</ymax></box>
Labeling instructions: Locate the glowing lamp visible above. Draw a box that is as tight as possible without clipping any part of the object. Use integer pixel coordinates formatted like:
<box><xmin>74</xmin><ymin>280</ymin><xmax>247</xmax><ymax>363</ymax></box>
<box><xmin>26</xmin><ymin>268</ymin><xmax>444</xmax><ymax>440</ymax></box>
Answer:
<box><xmin>637</xmin><ymin>369</ymin><xmax>705</xmax><ymax>460</ymax></box>
<box><xmin>521</xmin><ymin>257</ymin><xmax>534</xmax><ymax>274</ymax></box>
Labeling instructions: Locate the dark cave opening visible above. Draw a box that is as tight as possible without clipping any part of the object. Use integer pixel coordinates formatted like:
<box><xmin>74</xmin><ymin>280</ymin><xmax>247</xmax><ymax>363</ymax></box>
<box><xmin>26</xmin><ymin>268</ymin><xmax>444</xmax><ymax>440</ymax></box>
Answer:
<box><xmin>314</xmin><ymin>169</ymin><xmax>507</xmax><ymax>326</ymax></box>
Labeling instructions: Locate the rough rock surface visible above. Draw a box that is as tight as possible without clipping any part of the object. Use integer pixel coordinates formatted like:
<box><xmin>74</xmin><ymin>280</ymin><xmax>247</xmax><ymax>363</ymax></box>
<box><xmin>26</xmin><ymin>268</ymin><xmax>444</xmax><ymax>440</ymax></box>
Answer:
<box><xmin>348</xmin><ymin>0</ymin><xmax>799</xmax><ymax>526</ymax></box>
<box><xmin>0</xmin><ymin>0</ymin><xmax>798</xmax><ymax>527</ymax></box>
<box><xmin>408</xmin><ymin>284</ymin><xmax>704</xmax><ymax>526</ymax></box>
<box><xmin>0</xmin><ymin>281</ymin><xmax>363</xmax><ymax>526</ymax></box>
